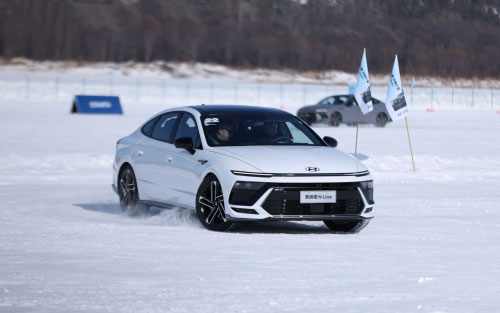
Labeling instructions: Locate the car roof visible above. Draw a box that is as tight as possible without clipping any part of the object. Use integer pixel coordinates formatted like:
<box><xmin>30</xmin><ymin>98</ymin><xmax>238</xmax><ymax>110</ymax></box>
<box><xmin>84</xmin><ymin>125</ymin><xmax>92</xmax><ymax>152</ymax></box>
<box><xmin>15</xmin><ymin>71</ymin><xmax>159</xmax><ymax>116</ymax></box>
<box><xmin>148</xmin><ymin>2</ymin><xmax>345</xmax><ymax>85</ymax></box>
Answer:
<box><xmin>318</xmin><ymin>95</ymin><xmax>382</xmax><ymax>102</ymax></box>
<box><xmin>190</xmin><ymin>105</ymin><xmax>290</xmax><ymax>116</ymax></box>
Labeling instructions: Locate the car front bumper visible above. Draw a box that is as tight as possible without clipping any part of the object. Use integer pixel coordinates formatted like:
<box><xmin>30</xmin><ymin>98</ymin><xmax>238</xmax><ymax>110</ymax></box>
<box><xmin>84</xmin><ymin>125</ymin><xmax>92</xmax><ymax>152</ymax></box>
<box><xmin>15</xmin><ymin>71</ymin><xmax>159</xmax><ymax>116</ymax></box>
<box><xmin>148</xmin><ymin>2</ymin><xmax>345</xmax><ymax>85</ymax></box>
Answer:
<box><xmin>224</xmin><ymin>174</ymin><xmax>375</xmax><ymax>221</ymax></box>
<box><xmin>298</xmin><ymin>111</ymin><xmax>329</xmax><ymax>124</ymax></box>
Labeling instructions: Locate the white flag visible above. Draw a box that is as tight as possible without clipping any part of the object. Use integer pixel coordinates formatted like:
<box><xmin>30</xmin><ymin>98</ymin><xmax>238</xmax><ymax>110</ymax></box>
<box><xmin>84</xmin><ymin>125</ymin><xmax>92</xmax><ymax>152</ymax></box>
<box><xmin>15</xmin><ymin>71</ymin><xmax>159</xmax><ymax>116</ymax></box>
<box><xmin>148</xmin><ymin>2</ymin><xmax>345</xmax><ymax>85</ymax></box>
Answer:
<box><xmin>411</xmin><ymin>76</ymin><xmax>416</xmax><ymax>90</ymax></box>
<box><xmin>385</xmin><ymin>55</ymin><xmax>408</xmax><ymax>121</ymax></box>
<box><xmin>354</xmin><ymin>49</ymin><xmax>373</xmax><ymax>114</ymax></box>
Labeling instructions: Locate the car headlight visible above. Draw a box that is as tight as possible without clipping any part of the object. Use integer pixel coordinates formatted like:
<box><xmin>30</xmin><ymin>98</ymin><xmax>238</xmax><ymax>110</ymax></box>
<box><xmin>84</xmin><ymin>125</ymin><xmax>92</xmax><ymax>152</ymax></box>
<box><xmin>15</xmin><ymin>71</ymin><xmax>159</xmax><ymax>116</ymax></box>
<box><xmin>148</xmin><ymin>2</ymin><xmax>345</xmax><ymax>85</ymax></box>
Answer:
<box><xmin>233</xmin><ymin>181</ymin><xmax>266</xmax><ymax>190</ymax></box>
<box><xmin>360</xmin><ymin>180</ymin><xmax>373</xmax><ymax>201</ymax></box>
<box><xmin>229</xmin><ymin>181</ymin><xmax>267</xmax><ymax>206</ymax></box>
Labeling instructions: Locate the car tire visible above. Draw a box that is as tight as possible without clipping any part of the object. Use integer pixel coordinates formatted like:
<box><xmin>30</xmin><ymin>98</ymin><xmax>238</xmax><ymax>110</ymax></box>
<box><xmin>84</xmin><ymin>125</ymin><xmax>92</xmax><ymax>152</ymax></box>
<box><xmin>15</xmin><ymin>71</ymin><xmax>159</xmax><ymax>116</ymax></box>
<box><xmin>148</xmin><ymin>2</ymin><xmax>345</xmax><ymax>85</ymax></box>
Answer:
<box><xmin>196</xmin><ymin>176</ymin><xmax>234</xmax><ymax>231</ymax></box>
<box><xmin>118</xmin><ymin>166</ymin><xmax>149</xmax><ymax>216</ymax></box>
<box><xmin>375</xmin><ymin>113</ymin><xmax>388</xmax><ymax>127</ymax></box>
<box><xmin>323</xmin><ymin>219</ymin><xmax>369</xmax><ymax>233</ymax></box>
<box><xmin>330</xmin><ymin>112</ymin><xmax>341</xmax><ymax>127</ymax></box>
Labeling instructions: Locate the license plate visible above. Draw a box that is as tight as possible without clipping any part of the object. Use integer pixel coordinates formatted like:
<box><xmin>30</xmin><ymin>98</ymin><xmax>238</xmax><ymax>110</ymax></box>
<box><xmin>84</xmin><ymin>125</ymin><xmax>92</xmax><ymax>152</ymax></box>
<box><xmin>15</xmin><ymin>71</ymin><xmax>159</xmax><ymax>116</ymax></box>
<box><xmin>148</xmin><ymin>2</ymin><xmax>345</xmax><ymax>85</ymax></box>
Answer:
<box><xmin>300</xmin><ymin>190</ymin><xmax>337</xmax><ymax>204</ymax></box>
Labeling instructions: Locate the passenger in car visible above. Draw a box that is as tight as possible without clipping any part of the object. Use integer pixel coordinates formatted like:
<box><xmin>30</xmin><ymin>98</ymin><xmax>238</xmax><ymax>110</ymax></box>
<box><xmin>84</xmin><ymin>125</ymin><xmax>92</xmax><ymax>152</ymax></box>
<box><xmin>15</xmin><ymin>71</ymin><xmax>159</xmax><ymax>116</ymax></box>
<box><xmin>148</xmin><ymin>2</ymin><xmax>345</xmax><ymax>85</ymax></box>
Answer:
<box><xmin>214</xmin><ymin>122</ymin><xmax>235</xmax><ymax>145</ymax></box>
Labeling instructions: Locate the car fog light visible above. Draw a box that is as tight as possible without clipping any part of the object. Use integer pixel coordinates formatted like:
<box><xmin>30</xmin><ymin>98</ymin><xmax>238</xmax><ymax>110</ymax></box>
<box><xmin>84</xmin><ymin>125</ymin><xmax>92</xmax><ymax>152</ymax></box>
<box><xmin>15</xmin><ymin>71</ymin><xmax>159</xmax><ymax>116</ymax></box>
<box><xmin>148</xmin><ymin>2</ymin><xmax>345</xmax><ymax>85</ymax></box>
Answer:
<box><xmin>231</xmin><ymin>207</ymin><xmax>258</xmax><ymax>215</ymax></box>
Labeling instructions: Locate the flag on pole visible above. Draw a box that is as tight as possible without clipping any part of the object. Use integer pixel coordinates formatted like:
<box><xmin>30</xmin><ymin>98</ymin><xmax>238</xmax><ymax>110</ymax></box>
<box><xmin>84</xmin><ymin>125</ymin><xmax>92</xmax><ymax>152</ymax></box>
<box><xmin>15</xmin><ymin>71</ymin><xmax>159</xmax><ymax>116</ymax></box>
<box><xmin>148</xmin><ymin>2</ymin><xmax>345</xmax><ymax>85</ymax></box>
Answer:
<box><xmin>385</xmin><ymin>55</ymin><xmax>408</xmax><ymax>122</ymax></box>
<box><xmin>411</xmin><ymin>76</ymin><xmax>416</xmax><ymax>90</ymax></box>
<box><xmin>354</xmin><ymin>49</ymin><xmax>373</xmax><ymax>114</ymax></box>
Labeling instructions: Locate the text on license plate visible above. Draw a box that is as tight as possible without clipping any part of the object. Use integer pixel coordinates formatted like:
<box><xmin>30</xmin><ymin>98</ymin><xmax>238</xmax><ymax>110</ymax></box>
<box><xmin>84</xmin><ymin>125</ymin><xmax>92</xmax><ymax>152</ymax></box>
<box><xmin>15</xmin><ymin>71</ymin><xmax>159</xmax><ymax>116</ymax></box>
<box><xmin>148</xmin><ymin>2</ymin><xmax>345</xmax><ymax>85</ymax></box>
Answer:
<box><xmin>300</xmin><ymin>190</ymin><xmax>337</xmax><ymax>203</ymax></box>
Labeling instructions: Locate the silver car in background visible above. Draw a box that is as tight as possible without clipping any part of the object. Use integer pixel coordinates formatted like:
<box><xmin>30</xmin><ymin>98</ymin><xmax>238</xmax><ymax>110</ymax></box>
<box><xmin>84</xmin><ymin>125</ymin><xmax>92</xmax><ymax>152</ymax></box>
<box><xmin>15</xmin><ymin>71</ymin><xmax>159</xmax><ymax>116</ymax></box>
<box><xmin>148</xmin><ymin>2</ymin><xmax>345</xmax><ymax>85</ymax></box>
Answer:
<box><xmin>297</xmin><ymin>95</ymin><xmax>391</xmax><ymax>127</ymax></box>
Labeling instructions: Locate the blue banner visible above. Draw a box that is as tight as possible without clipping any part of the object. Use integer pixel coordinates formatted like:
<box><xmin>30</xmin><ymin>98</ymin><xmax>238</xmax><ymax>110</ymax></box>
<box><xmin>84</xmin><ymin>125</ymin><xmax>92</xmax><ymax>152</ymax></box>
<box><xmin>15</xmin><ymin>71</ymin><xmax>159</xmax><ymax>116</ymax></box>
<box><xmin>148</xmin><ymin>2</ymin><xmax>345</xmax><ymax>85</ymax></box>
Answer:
<box><xmin>72</xmin><ymin>95</ymin><xmax>123</xmax><ymax>114</ymax></box>
<box><xmin>348</xmin><ymin>84</ymin><xmax>355</xmax><ymax>95</ymax></box>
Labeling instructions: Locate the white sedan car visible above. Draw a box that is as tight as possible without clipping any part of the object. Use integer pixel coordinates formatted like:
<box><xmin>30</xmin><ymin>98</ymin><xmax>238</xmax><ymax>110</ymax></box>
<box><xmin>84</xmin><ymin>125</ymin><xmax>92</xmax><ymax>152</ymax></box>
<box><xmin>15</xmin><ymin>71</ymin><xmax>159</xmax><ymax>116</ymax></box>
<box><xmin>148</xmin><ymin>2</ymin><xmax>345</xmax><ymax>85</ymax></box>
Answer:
<box><xmin>113</xmin><ymin>105</ymin><xmax>374</xmax><ymax>232</ymax></box>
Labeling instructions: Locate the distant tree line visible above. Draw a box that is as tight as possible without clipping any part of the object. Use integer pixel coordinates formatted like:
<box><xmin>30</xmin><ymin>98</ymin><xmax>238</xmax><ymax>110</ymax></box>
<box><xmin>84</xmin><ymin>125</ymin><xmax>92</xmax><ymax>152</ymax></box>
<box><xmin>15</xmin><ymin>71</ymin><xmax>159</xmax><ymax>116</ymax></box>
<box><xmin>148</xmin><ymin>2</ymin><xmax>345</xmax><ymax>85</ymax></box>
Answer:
<box><xmin>1</xmin><ymin>0</ymin><xmax>500</xmax><ymax>78</ymax></box>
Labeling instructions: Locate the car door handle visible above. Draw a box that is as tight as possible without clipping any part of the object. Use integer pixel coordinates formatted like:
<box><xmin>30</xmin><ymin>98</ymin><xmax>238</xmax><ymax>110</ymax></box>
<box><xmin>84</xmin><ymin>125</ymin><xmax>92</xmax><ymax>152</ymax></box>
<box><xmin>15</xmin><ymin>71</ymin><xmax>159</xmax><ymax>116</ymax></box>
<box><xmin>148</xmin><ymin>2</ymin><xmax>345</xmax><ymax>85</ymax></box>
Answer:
<box><xmin>198</xmin><ymin>159</ymin><xmax>208</xmax><ymax>165</ymax></box>
<box><xmin>135</xmin><ymin>150</ymin><xmax>144</xmax><ymax>156</ymax></box>
<box><xmin>165</xmin><ymin>156</ymin><xmax>174</xmax><ymax>162</ymax></box>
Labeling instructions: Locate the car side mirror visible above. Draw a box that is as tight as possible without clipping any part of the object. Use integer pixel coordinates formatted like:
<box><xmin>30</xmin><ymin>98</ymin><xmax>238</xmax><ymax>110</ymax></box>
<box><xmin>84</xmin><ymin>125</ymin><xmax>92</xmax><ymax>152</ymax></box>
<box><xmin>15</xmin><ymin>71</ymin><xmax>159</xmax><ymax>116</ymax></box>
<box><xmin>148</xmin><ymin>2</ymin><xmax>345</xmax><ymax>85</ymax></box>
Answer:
<box><xmin>174</xmin><ymin>137</ymin><xmax>195</xmax><ymax>154</ymax></box>
<box><xmin>323</xmin><ymin>136</ymin><xmax>337</xmax><ymax>148</ymax></box>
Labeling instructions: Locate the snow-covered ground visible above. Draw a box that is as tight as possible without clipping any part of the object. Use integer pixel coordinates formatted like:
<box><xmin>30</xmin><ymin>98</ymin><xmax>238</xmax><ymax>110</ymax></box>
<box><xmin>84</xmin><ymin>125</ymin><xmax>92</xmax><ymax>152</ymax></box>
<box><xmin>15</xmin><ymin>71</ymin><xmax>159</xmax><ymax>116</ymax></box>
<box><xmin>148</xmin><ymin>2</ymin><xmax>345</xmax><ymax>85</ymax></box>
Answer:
<box><xmin>1</xmin><ymin>74</ymin><xmax>500</xmax><ymax>312</ymax></box>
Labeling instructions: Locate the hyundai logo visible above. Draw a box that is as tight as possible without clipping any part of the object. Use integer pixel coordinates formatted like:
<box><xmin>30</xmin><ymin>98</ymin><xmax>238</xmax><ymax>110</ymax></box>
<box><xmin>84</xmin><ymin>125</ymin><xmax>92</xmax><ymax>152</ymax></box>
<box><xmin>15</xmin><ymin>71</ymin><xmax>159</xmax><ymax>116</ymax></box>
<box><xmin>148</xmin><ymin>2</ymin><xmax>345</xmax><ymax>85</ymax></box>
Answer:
<box><xmin>305</xmin><ymin>167</ymin><xmax>320</xmax><ymax>172</ymax></box>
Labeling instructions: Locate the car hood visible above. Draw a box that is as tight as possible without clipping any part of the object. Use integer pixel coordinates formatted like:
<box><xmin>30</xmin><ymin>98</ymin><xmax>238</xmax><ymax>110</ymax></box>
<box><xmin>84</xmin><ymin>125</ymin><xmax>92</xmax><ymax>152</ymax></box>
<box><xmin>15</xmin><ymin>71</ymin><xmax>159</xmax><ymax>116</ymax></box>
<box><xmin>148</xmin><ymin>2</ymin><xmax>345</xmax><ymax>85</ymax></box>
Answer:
<box><xmin>212</xmin><ymin>146</ymin><xmax>365</xmax><ymax>174</ymax></box>
<box><xmin>297</xmin><ymin>105</ymin><xmax>321</xmax><ymax>114</ymax></box>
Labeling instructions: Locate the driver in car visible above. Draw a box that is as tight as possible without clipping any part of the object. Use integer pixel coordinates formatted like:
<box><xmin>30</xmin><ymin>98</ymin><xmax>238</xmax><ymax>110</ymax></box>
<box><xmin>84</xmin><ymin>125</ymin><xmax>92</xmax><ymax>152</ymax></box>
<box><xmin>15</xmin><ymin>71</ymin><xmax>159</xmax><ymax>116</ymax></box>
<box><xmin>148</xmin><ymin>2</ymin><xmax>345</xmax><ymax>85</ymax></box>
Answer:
<box><xmin>214</xmin><ymin>122</ymin><xmax>235</xmax><ymax>145</ymax></box>
<box><xmin>254</xmin><ymin>121</ymin><xmax>282</xmax><ymax>144</ymax></box>
<box><xmin>264</xmin><ymin>122</ymin><xmax>278</xmax><ymax>138</ymax></box>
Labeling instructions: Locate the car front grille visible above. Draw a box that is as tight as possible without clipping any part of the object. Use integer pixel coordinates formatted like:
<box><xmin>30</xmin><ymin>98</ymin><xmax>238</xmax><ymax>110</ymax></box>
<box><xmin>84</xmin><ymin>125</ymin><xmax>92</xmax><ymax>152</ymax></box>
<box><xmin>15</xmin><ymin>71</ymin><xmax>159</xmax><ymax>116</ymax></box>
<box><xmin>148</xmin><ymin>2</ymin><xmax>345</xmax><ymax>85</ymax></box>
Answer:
<box><xmin>261</xmin><ymin>183</ymin><xmax>363</xmax><ymax>216</ymax></box>
<box><xmin>298</xmin><ymin>112</ymin><xmax>329</xmax><ymax>124</ymax></box>
<box><xmin>298</xmin><ymin>112</ymin><xmax>316</xmax><ymax>123</ymax></box>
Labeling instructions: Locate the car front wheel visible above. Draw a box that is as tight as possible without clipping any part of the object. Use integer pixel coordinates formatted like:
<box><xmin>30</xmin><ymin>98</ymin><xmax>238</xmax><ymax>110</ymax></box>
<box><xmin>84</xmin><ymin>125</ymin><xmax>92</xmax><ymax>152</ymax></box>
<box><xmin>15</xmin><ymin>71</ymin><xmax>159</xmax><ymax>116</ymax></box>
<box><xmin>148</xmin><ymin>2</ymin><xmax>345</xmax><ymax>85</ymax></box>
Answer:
<box><xmin>196</xmin><ymin>176</ymin><xmax>234</xmax><ymax>231</ymax></box>
<box><xmin>375</xmin><ymin>113</ymin><xmax>388</xmax><ymax>127</ymax></box>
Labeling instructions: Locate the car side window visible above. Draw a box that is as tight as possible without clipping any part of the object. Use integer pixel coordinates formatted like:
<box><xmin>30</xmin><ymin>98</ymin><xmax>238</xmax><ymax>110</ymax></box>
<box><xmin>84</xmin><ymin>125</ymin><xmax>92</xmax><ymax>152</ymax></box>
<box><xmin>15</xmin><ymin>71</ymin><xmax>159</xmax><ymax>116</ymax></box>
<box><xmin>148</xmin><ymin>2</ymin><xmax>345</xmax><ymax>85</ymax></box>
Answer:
<box><xmin>141</xmin><ymin>115</ymin><xmax>161</xmax><ymax>137</ymax></box>
<box><xmin>335</xmin><ymin>96</ymin><xmax>350</xmax><ymax>105</ymax></box>
<box><xmin>151</xmin><ymin>112</ymin><xmax>179</xmax><ymax>143</ymax></box>
<box><xmin>319</xmin><ymin>96</ymin><xmax>334</xmax><ymax>106</ymax></box>
<box><xmin>174</xmin><ymin>113</ymin><xmax>202</xmax><ymax>149</ymax></box>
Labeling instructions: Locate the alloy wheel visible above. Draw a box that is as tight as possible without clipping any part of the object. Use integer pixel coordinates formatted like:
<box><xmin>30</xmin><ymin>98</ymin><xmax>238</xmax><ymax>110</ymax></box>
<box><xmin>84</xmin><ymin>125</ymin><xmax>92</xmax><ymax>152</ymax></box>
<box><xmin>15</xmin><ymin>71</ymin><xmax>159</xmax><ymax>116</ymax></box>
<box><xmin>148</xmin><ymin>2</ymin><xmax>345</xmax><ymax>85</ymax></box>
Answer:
<box><xmin>119</xmin><ymin>168</ymin><xmax>137</xmax><ymax>210</ymax></box>
<box><xmin>376</xmin><ymin>113</ymin><xmax>388</xmax><ymax>127</ymax></box>
<box><xmin>196</xmin><ymin>177</ymin><xmax>233</xmax><ymax>231</ymax></box>
<box><xmin>330</xmin><ymin>113</ymin><xmax>341</xmax><ymax>127</ymax></box>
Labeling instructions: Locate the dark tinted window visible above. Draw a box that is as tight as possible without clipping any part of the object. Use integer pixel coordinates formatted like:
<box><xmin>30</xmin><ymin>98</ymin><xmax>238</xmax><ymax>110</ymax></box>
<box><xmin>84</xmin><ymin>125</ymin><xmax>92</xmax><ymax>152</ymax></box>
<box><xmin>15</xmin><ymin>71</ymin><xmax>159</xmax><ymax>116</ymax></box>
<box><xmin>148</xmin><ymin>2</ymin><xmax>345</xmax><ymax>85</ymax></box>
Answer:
<box><xmin>320</xmin><ymin>96</ymin><xmax>349</xmax><ymax>105</ymax></box>
<box><xmin>334</xmin><ymin>96</ymin><xmax>350</xmax><ymax>105</ymax></box>
<box><xmin>141</xmin><ymin>115</ymin><xmax>160</xmax><ymax>137</ymax></box>
<box><xmin>354</xmin><ymin>97</ymin><xmax>381</xmax><ymax>106</ymax></box>
<box><xmin>318</xmin><ymin>96</ymin><xmax>335</xmax><ymax>105</ymax></box>
<box><xmin>201</xmin><ymin>113</ymin><xmax>324</xmax><ymax>147</ymax></box>
<box><xmin>152</xmin><ymin>112</ymin><xmax>179</xmax><ymax>143</ymax></box>
<box><xmin>174</xmin><ymin>113</ymin><xmax>202</xmax><ymax>149</ymax></box>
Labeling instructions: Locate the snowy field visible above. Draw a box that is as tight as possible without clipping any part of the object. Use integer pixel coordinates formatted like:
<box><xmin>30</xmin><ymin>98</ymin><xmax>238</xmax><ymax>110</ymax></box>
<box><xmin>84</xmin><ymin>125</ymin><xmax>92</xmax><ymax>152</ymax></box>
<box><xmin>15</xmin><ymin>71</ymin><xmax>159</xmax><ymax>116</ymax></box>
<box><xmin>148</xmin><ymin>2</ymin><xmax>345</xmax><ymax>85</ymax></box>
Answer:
<box><xmin>1</xmin><ymin>76</ymin><xmax>500</xmax><ymax>312</ymax></box>
<box><xmin>1</xmin><ymin>60</ymin><xmax>499</xmax><ymax>112</ymax></box>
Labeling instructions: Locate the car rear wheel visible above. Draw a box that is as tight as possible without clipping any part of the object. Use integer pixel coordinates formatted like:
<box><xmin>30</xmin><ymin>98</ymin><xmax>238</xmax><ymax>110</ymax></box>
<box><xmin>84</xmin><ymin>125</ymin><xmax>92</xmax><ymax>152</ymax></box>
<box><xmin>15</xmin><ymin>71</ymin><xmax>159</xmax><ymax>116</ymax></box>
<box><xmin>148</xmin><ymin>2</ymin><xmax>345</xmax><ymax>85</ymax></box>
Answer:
<box><xmin>375</xmin><ymin>113</ymin><xmax>388</xmax><ymax>127</ymax></box>
<box><xmin>330</xmin><ymin>112</ymin><xmax>341</xmax><ymax>127</ymax></box>
<box><xmin>118</xmin><ymin>166</ymin><xmax>149</xmax><ymax>216</ymax></box>
<box><xmin>196</xmin><ymin>176</ymin><xmax>234</xmax><ymax>231</ymax></box>
<box><xmin>323</xmin><ymin>219</ymin><xmax>369</xmax><ymax>233</ymax></box>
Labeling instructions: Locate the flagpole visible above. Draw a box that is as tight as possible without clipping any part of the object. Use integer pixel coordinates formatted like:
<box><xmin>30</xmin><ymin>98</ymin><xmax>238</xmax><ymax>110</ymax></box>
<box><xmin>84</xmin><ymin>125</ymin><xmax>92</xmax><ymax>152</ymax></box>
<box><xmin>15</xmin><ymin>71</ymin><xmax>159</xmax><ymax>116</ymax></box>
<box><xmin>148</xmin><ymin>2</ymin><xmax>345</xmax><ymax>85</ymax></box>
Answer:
<box><xmin>355</xmin><ymin>106</ymin><xmax>360</xmax><ymax>154</ymax></box>
<box><xmin>405</xmin><ymin>116</ymin><xmax>416</xmax><ymax>172</ymax></box>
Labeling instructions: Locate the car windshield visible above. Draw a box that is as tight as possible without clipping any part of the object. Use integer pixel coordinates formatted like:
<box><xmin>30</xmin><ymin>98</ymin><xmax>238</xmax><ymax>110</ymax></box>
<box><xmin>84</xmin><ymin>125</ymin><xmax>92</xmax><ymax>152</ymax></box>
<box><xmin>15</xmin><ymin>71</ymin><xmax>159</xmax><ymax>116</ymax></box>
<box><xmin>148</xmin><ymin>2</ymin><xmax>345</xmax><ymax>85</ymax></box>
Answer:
<box><xmin>201</xmin><ymin>113</ymin><xmax>325</xmax><ymax>147</ymax></box>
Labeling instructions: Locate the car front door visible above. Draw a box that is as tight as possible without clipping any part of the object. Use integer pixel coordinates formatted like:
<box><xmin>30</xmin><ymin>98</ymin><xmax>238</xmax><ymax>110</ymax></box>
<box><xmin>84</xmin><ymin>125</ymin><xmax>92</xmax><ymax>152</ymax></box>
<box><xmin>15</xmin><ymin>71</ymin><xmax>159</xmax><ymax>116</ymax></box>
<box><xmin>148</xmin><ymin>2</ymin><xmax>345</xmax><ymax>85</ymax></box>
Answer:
<box><xmin>133</xmin><ymin>112</ymin><xmax>180</xmax><ymax>201</ymax></box>
<box><xmin>342</xmin><ymin>97</ymin><xmax>359</xmax><ymax>123</ymax></box>
<box><xmin>168</xmin><ymin>113</ymin><xmax>207</xmax><ymax>209</ymax></box>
